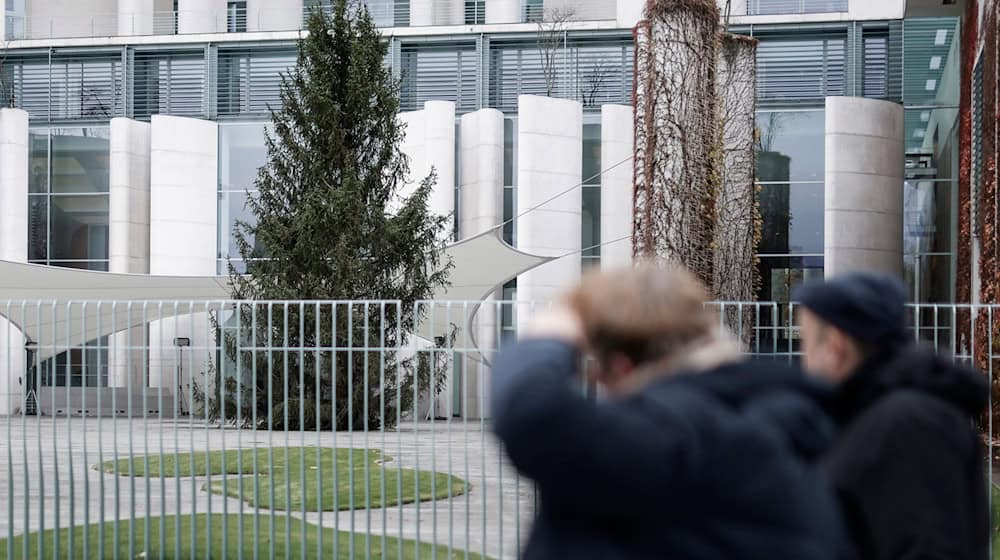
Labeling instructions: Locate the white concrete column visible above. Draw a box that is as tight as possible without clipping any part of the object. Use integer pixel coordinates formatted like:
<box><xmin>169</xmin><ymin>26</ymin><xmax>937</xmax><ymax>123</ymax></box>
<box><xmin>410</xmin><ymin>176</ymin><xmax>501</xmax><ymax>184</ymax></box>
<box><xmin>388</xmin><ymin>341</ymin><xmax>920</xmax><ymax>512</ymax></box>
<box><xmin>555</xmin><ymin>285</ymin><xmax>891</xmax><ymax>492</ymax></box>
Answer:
<box><xmin>149</xmin><ymin>116</ymin><xmax>218</xmax><ymax>399</ymax></box>
<box><xmin>517</xmin><ymin>95</ymin><xmax>583</xmax><ymax>325</ymax></box>
<box><xmin>108</xmin><ymin>118</ymin><xmax>151</xmax><ymax>390</ymax></box>
<box><xmin>825</xmin><ymin>97</ymin><xmax>905</xmax><ymax>278</ymax></box>
<box><xmin>0</xmin><ymin>109</ymin><xmax>29</xmax><ymax>415</ymax></box>
<box><xmin>399</xmin><ymin>101</ymin><xmax>456</xmax><ymax>228</ymax></box>
<box><xmin>459</xmin><ymin>108</ymin><xmax>504</xmax><ymax>418</ymax></box>
<box><xmin>486</xmin><ymin>0</ymin><xmax>520</xmax><ymax>24</ymax></box>
<box><xmin>177</xmin><ymin>0</ymin><xmax>225</xmax><ymax>33</ymax></box>
<box><xmin>246</xmin><ymin>0</ymin><xmax>302</xmax><ymax>32</ymax></box>
<box><xmin>410</xmin><ymin>0</ymin><xmax>434</xmax><ymax>26</ymax></box>
<box><xmin>400</xmin><ymin>101</ymin><xmax>457</xmax><ymax>416</ymax></box>
<box><xmin>600</xmin><ymin>104</ymin><xmax>634</xmax><ymax>269</ymax></box>
<box><xmin>118</xmin><ymin>0</ymin><xmax>155</xmax><ymax>35</ymax></box>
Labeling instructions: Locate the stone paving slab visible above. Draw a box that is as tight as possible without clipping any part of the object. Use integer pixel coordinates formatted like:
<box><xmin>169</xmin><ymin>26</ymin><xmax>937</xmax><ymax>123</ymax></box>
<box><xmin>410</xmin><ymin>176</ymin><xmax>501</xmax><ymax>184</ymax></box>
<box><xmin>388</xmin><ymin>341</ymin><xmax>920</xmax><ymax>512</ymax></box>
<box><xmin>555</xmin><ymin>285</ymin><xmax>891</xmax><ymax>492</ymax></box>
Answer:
<box><xmin>0</xmin><ymin>418</ymin><xmax>533</xmax><ymax>559</ymax></box>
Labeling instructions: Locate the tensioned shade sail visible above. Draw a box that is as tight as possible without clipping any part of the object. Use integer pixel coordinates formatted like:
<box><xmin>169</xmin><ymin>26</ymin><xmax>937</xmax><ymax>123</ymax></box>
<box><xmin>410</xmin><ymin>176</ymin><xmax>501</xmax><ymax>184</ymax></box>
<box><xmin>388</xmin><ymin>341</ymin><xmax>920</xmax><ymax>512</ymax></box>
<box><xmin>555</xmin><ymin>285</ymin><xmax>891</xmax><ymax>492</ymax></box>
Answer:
<box><xmin>0</xmin><ymin>229</ymin><xmax>550</xmax><ymax>360</ymax></box>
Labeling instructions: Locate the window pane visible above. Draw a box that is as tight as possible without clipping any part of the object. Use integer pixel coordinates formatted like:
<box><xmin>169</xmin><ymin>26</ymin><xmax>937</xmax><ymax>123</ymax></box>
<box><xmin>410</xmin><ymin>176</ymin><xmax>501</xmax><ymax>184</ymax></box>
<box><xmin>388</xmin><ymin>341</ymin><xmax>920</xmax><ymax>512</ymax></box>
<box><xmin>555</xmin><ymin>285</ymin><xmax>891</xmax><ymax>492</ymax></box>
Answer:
<box><xmin>503</xmin><ymin>118</ymin><xmax>515</xmax><ymax>187</ymax></box>
<box><xmin>582</xmin><ymin>186</ymin><xmax>600</xmax><ymax>259</ymax></box>
<box><xmin>904</xmin><ymin>178</ymin><xmax>954</xmax><ymax>258</ymax></box>
<box><xmin>133</xmin><ymin>50</ymin><xmax>206</xmax><ymax>119</ymax></box>
<box><xmin>757</xmin><ymin>255</ymin><xmax>824</xmax><ymax>302</ymax></box>
<box><xmin>757</xmin><ymin>110</ymin><xmax>825</xmax><ymax>182</ymax></box>
<box><xmin>582</xmin><ymin>123</ymin><xmax>601</xmax><ymax>185</ymax></box>
<box><xmin>757</xmin><ymin>35</ymin><xmax>845</xmax><ymax>101</ymax></box>
<box><xmin>51</xmin><ymin>127</ymin><xmax>110</xmax><ymax>194</ymax></box>
<box><xmin>748</xmin><ymin>0</ymin><xmax>847</xmax><ymax>16</ymax></box>
<box><xmin>219</xmin><ymin>190</ymin><xmax>259</xmax><ymax>260</ymax></box>
<box><xmin>219</xmin><ymin>123</ymin><xmax>269</xmax><ymax>191</ymax></box>
<box><xmin>400</xmin><ymin>44</ymin><xmax>478</xmax><ymax>112</ymax></box>
<box><xmin>29</xmin><ymin>131</ymin><xmax>47</xmax><ymax>193</ymax></box>
<box><xmin>757</xmin><ymin>183</ymin><xmax>824</xmax><ymax>255</ymax></box>
<box><xmin>217</xmin><ymin>48</ymin><xmax>295</xmax><ymax>115</ymax></box>
<box><xmin>48</xmin><ymin>195</ymin><xmax>109</xmax><ymax>262</ymax></box>
<box><xmin>28</xmin><ymin>195</ymin><xmax>47</xmax><ymax>261</ymax></box>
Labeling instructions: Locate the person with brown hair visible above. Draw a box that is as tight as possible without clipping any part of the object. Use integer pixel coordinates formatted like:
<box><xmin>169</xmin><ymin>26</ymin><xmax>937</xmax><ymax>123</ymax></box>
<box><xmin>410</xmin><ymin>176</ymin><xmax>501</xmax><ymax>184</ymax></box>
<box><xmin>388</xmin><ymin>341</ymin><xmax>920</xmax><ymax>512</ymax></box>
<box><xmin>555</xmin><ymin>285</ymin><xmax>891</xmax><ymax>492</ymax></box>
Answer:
<box><xmin>491</xmin><ymin>265</ymin><xmax>853</xmax><ymax>560</ymax></box>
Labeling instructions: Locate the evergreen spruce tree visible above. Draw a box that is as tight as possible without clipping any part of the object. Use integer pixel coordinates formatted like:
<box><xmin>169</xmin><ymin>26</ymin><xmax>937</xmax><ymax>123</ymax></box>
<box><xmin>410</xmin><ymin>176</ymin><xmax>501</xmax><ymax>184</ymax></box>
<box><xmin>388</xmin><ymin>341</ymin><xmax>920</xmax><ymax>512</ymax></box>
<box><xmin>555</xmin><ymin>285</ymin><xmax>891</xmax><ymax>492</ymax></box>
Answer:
<box><xmin>211</xmin><ymin>1</ymin><xmax>452</xmax><ymax>431</ymax></box>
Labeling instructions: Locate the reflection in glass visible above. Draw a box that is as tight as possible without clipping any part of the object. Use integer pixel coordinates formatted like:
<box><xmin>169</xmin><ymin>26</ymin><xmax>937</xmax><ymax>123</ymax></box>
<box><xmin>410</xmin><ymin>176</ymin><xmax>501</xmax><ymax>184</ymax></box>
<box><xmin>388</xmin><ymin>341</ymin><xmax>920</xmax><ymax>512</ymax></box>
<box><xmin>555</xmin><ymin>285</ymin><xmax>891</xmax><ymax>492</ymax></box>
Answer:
<box><xmin>503</xmin><ymin>118</ymin><xmax>515</xmax><ymax>187</ymax></box>
<box><xmin>757</xmin><ymin>183</ymin><xmax>824</xmax><ymax>255</ymax></box>
<box><xmin>583</xmin><ymin>123</ymin><xmax>601</xmax><ymax>184</ymax></box>
<box><xmin>51</xmin><ymin>128</ymin><xmax>111</xmax><ymax>193</ymax></box>
<box><xmin>218</xmin><ymin>122</ymin><xmax>270</xmax><ymax>267</ymax></box>
<box><xmin>582</xmin><ymin>187</ymin><xmax>600</xmax><ymax>266</ymax></box>
<box><xmin>40</xmin><ymin>337</ymin><xmax>108</xmax><ymax>387</ymax></box>
<box><xmin>756</xmin><ymin>111</ymin><xmax>825</xmax><ymax>182</ymax></box>
<box><xmin>29</xmin><ymin>132</ymin><xmax>47</xmax><ymax>193</ymax></box>
<box><xmin>49</xmin><ymin>195</ymin><xmax>109</xmax><ymax>263</ymax></box>
<box><xmin>28</xmin><ymin>195</ymin><xmax>47</xmax><ymax>262</ymax></box>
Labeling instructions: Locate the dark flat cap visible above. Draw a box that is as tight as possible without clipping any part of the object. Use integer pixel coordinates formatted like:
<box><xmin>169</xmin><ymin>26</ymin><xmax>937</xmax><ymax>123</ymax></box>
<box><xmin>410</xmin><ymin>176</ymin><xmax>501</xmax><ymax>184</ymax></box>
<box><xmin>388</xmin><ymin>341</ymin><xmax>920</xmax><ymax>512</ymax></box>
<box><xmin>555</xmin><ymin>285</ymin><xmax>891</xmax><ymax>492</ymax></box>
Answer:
<box><xmin>793</xmin><ymin>272</ymin><xmax>908</xmax><ymax>345</ymax></box>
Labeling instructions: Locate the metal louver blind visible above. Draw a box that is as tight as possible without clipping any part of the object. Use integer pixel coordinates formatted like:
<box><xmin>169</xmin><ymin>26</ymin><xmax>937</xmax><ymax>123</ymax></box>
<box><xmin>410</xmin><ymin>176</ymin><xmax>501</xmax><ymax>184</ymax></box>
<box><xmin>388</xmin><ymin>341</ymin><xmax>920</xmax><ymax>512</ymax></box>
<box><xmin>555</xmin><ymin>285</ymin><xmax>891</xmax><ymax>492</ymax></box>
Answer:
<box><xmin>4</xmin><ymin>55</ymin><xmax>50</xmax><ymax>120</ymax></box>
<box><xmin>400</xmin><ymin>43</ymin><xmax>478</xmax><ymax>112</ymax></box>
<box><xmin>862</xmin><ymin>31</ymin><xmax>889</xmax><ymax>98</ymax></box>
<box><xmin>489</xmin><ymin>39</ymin><xmax>633</xmax><ymax>111</ymax></box>
<box><xmin>131</xmin><ymin>49</ymin><xmax>207</xmax><ymax>119</ymax></box>
<box><xmin>748</xmin><ymin>0</ymin><xmax>848</xmax><ymax>16</ymax></box>
<box><xmin>217</xmin><ymin>47</ymin><xmax>296</xmax><ymax>115</ymax></box>
<box><xmin>756</xmin><ymin>33</ymin><xmax>846</xmax><ymax>102</ymax></box>
<box><xmin>49</xmin><ymin>52</ymin><xmax>125</xmax><ymax>121</ymax></box>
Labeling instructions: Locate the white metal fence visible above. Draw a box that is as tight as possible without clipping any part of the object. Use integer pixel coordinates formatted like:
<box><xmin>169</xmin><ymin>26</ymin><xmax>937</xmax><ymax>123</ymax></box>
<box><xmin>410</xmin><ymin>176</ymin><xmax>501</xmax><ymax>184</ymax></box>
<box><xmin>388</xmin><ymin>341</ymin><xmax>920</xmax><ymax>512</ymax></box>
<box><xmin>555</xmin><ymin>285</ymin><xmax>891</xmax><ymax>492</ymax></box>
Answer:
<box><xmin>0</xmin><ymin>300</ymin><xmax>995</xmax><ymax>559</ymax></box>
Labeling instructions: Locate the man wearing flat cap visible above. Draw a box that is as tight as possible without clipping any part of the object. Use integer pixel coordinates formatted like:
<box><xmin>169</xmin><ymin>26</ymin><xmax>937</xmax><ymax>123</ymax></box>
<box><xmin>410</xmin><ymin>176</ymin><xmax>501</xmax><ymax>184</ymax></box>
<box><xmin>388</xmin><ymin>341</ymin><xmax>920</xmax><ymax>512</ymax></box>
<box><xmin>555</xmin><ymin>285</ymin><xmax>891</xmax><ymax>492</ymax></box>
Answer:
<box><xmin>795</xmin><ymin>272</ymin><xmax>988</xmax><ymax>560</ymax></box>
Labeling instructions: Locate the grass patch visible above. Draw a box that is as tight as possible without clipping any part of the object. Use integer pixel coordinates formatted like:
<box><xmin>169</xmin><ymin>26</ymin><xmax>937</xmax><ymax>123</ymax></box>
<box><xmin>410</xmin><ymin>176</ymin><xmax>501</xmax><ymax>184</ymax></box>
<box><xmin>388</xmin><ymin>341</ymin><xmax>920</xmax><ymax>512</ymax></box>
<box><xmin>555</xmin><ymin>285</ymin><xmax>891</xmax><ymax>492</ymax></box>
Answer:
<box><xmin>0</xmin><ymin>513</ymin><xmax>489</xmax><ymax>559</ymax></box>
<box><xmin>99</xmin><ymin>447</ymin><xmax>467</xmax><ymax>512</ymax></box>
<box><xmin>993</xmin><ymin>484</ymin><xmax>1000</xmax><ymax>560</ymax></box>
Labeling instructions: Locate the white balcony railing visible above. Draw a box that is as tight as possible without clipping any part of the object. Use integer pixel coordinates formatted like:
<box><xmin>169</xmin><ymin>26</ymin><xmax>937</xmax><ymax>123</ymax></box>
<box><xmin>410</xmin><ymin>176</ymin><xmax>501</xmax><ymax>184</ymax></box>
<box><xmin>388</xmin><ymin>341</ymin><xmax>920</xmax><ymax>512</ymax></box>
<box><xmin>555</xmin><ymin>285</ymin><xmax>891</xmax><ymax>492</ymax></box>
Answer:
<box><xmin>4</xmin><ymin>1</ymin><xmax>618</xmax><ymax>41</ymax></box>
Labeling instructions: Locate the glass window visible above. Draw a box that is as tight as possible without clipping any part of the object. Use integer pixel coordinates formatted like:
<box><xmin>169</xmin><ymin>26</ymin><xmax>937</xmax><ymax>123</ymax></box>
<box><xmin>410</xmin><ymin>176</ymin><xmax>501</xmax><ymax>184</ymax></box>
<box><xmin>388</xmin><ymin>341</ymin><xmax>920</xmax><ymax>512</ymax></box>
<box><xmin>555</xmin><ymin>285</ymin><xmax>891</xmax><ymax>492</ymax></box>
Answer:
<box><xmin>28</xmin><ymin>195</ymin><xmax>47</xmax><ymax>262</ymax></box>
<box><xmin>29</xmin><ymin>132</ymin><xmax>47</xmax><ymax>193</ymax></box>
<box><xmin>582</xmin><ymin>123</ymin><xmax>601</xmax><ymax>184</ymax></box>
<box><xmin>465</xmin><ymin>0</ymin><xmax>484</xmax><ymax>25</ymax></box>
<box><xmin>503</xmin><ymin>118</ymin><xmax>515</xmax><ymax>187</ymax></box>
<box><xmin>757</xmin><ymin>183</ymin><xmax>825</xmax><ymax>255</ymax></box>
<box><xmin>524</xmin><ymin>0</ymin><xmax>543</xmax><ymax>22</ymax></box>
<box><xmin>218</xmin><ymin>123</ymin><xmax>270</xmax><ymax>270</ymax></box>
<box><xmin>227</xmin><ymin>1</ymin><xmax>247</xmax><ymax>32</ymax></box>
<box><xmin>400</xmin><ymin>44</ymin><xmax>478</xmax><ymax>112</ymax></box>
<box><xmin>863</xmin><ymin>32</ymin><xmax>889</xmax><ymax>98</ymax></box>
<box><xmin>48</xmin><ymin>195</ymin><xmax>109</xmax><ymax>264</ymax></box>
<box><xmin>756</xmin><ymin>34</ymin><xmax>846</xmax><ymax>102</ymax></box>
<box><xmin>903</xmin><ymin>18</ymin><xmax>960</xmax><ymax>106</ymax></box>
<box><xmin>747</xmin><ymin>0</ymin><xmax>847</xmax><ymax>16</ymax></box>
<box><xmin>50</xmin><ymin>128</ymin><xmax>111</xmax><ymax>194</ymax></box>
<box><xmin>132</xmin><ymin>50</ymin><xmax>206</xmax><ymax>119</ymax></box>
<box><xmin>582</xmin><ymin>187</ymin><xmax>601</xmax><ymax>266</ymax></box>
<box><xmin>757</xmin><ymin>110</ymin><xmax>825</xmax><ymax>183</ymax></box>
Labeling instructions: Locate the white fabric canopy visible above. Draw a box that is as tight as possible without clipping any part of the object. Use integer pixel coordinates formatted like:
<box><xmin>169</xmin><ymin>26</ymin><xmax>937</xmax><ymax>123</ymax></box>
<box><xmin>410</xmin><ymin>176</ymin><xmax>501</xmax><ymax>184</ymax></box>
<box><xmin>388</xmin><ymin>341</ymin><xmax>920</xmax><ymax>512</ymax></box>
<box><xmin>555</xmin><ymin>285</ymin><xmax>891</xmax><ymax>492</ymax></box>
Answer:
<box><xmin>0</xmin><ymin>229</ymin><xmax>550</xmax><ymax>359</ymax></box>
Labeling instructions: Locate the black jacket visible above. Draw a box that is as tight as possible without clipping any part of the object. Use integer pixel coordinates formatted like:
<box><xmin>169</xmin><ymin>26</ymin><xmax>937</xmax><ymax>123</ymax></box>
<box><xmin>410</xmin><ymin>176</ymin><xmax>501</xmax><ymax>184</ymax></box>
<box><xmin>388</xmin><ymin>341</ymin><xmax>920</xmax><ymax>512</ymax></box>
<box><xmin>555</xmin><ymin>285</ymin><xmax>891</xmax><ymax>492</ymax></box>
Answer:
<box><xmin>823</xmin><ymin>344</ymin><xmax>989</xmax><ymax>560</ymax></box>
<box><xmin>492</xmin><ymin>339</ymin><xmax>854</xmax><ymax>560</ymax></box>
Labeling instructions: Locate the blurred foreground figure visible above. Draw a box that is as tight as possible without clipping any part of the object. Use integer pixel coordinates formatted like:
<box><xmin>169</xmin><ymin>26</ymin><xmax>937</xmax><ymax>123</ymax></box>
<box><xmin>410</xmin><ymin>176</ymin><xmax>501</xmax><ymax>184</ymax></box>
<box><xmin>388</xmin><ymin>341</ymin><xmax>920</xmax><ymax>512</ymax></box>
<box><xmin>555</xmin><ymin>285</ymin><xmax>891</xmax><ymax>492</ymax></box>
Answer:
<box><xmin>492</xmin><ymin>266</ymin><xmax>853</xmax><ymax>560</ymax></box>
<box><xmin>796</xmin><ymin>272</ymin><xmax>988</xmax><ymax>560</ymax></box>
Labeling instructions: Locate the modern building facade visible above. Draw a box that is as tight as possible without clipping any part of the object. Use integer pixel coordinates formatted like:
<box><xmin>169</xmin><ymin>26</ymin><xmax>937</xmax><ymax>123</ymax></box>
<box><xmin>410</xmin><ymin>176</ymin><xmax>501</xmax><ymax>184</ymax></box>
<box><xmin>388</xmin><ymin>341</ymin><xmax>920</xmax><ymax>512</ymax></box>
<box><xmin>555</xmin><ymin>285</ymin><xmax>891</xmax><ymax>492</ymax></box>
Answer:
<box><xmin>0</xmin><ymin>0</ymin><xmax>974</xmax><ymax>413</ymax></box>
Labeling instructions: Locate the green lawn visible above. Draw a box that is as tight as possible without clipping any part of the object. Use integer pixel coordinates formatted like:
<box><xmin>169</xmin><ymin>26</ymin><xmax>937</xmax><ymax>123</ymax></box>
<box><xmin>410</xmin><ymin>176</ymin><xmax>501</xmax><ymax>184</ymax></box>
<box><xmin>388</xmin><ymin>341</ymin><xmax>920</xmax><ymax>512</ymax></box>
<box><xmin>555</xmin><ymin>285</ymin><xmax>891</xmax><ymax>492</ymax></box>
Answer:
<box><xmin>100</xmin><ymin>447</ymin><xmax>467</xmax><ymax>512</ymax></box>
<box><xmin>993</xmin><ymin>484</ymin><xmax>999</xmax><ymax>560</ymax></box>
<box><xmin>0</xmin><ymin>513</ymin><xmax>488</xmax><ymax>560</ymax></box>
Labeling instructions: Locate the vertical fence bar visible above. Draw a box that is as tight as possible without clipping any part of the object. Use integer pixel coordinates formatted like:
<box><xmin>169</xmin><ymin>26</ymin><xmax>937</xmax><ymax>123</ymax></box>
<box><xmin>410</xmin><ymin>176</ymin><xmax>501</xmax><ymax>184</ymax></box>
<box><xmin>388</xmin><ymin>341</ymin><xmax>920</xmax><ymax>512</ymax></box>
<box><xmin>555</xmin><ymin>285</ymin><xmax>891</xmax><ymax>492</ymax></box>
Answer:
<box><xmin>204</xmin><ymin>303</ymin><xmax>214</xmax><ymax>558</ymax></box>
<box><xmin>331</xmin><ymin>302</ymin><xmax>340</xmax><ymax>556</ymax></box>
<box><xmin>430</xmin><ymin>300</ymin><xmax>438</xmax><ymax>560</ymax></box>
<box><xmin>4</xmin><ymin>301</ymin><xmax>13</xmax><ymax>560</ymax></box>
<box><xmin>66</xmin><ymin>302</ymin><xmax>76</xmax><ymax>559</ymax></box>
<box><xmin>363</xmin><ymin>301</ymin><xmax>372</xmax><ymax>559</ymax></box>
<box><xmin>412</xmin><ymin>301</ymin><xmax>420</xmax><ymax>560</ymax></box>
<box><xmin>254</xmin><ymin>302</ymin><xmax>261</xmax><ymax>560</ymax></box>
<box><xmin>237</xmin><ymin>299</ymin><xmax>245</xmax><ymax>560</ymax></box>
<box><xmin>379</xmin><ymin>301</ymin><xmax>387</xmax><ymax>554</ymax></box>
<box><xmin>81</xmin><ymin>303</ymin><xmax>90</xmax><ymax>558</ymax></box>
<box><xmin>283</xmin><ymin>302</ymin><xmax>290</xmax><ymax>560</ymax></box>
<box><xmin>141</xmin><ymin>303</ymin><xmax>151</xmax><ymax>559</ymax></box>
<box><xmin>298</xmin><ymin>302</ymin><xmax>306</xmax><ymax>560</ymax></box>
<box><xmin>267</xmin><ymin>302</ymin><xmax>276</xmax><ymax>560</ymax></box>
<box><xmin>348</xmin><ymin>302</ymin><xmax>356</xmax><ymax>559</ymax></box>
<box><xmin>158</xmin><ymin>301</ymin><xmax>167</xmax><ymax>559</ymax></box>
<box><xmin>396</xmin><ymin>301</ymin><xmax>404</xmax><ymax>560</ymax></box>
<box><xmin>220</xmin><ymin>300</ymin><xmax>229</xmax><ymax>559</ymax></box>
<box><xmin>314</xmin><ymin>301</ymin><xmax>322</xmax><ymax>559</ymax></box>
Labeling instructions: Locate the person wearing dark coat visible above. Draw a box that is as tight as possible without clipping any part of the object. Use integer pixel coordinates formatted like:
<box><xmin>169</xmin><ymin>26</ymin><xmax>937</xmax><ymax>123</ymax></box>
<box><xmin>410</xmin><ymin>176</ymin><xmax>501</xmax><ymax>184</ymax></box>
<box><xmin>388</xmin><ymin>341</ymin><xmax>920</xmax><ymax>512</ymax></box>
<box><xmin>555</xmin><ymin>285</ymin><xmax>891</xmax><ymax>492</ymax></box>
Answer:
<box><xmin>492</xmin><ymin>266</ymin><xmax>854</xmax><ymax>560</ymax></box>
<box><xmin>795</xmin><ymin>272</ymin><xmax>989</xmax><ymax>560</ymax></box>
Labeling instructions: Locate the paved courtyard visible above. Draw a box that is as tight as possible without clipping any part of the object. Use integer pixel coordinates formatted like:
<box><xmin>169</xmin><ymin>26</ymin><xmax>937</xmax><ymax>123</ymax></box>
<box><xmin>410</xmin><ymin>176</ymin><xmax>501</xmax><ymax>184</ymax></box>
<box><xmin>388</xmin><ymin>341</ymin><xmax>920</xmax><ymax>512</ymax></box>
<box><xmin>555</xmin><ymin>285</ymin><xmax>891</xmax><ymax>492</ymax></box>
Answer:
<box><xmin>0</xmin><ymin>418</ymin><xmax>534</xmax><ymax>559</ymax></box>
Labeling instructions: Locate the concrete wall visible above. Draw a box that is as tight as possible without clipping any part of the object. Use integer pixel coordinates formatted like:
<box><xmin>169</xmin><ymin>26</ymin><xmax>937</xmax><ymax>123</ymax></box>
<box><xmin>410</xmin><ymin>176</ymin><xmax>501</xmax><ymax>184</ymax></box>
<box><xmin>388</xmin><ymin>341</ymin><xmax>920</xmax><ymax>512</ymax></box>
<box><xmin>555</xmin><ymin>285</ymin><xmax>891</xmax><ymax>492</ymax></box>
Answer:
<box><xmin>149</xmin><ymin>115</ymin><xmax>218</xmax><ymax>397</ymax></box>
<box><xmin>176</xmin><ymin>0</ymin><xmax>226</xmax><ymax>34</ymax></box>
<box><xmin>0</xmin><ymin>109</ymin><xmax>29</xmax><ymax>415</ymax></box>
<box><xmin>617</xmin><ymin>0</ymin><xmax>644</xmax><ymax>28</ymax></box>
<box><xmin>118</xmin><ymin>0</ymin><xmax>154</xmax><ymax>35</ymax></box>
<box><xmin>26</xmin><ymin>0</ymin><xmax>117</xmax><ymax>38</ymax></box>
<box><xmin>516</xmin><ymin>95</ymin><xmax>583</xmax><ymax>322</ymax></box>
<box><xmin>486</xmin><ymin>0</ymin><xmax>520</xmax><ymax>24</ymax></box>
<box><xmin>247</xmin><ymin>0</ymin><xmax>302</xmax><ymax>32</ymax></box>
<box><xmin>108</xmin><ymin>118</ymin><xmax>151</xmax><ymax>390</ymax></box>
<box><xmin>600</xmin><ymin>104</ymin><xmax>634</xmax><ymax>269</ymax></box>
<box><xmin>459</xmin><ymin>108</ymin><xmax>504</xmax><ymax>418</ymax></box>
<box><xmin>825</xmin><ymin>97</ymin><xmax>905</xmax><ymax>278</ymax></box>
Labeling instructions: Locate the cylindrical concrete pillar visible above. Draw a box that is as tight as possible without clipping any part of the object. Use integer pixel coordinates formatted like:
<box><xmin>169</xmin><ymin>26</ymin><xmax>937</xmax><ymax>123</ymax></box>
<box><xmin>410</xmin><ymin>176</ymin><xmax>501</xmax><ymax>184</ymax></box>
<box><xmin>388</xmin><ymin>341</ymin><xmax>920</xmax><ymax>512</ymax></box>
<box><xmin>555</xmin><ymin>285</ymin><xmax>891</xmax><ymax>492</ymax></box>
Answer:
<box><xmin>824</xmin><ymin>96</ymin><xmax>905</xmax><ymax>278</ymax></box>
<box><xmin>118</xmin><ymin>0</ymin><xmax>155</xmax><ymax>36</ymax></box>
<box><xmin>486</xmin><ymin>0</ymin><xmax>520</xmax><ymax>24</ymax></box>
<box><xmin>600</xmin><ymin>104</ymin><xmax>634</xmax><ymax>269</ymax></box>
<box><xmin>149</xmin><ymin>116</ymin><xmax>219</xmax><ymax>401</ymax></box>
<box><xmin>459</xmin><ymin>108</ymin><xmax>504</xmax><ymax>419</ymax></box>
<box><xmin>177</xmin><ymin>0</ymin><xmax>225</xmax><ymax>34</ymax></box>
<box><xmin>108</xmin><ymin>118</ymin><xmax>151</xmax><ymax>390</ymax></box>
<box><xmin>517</xmin><ymin>95</ymin><xmax>583</xmax><ymax>326</ymax></box>
<box><xmin>0</xmin><ymin>109</ymin><xmax>29</xmax><ymax>415</ymax></box>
